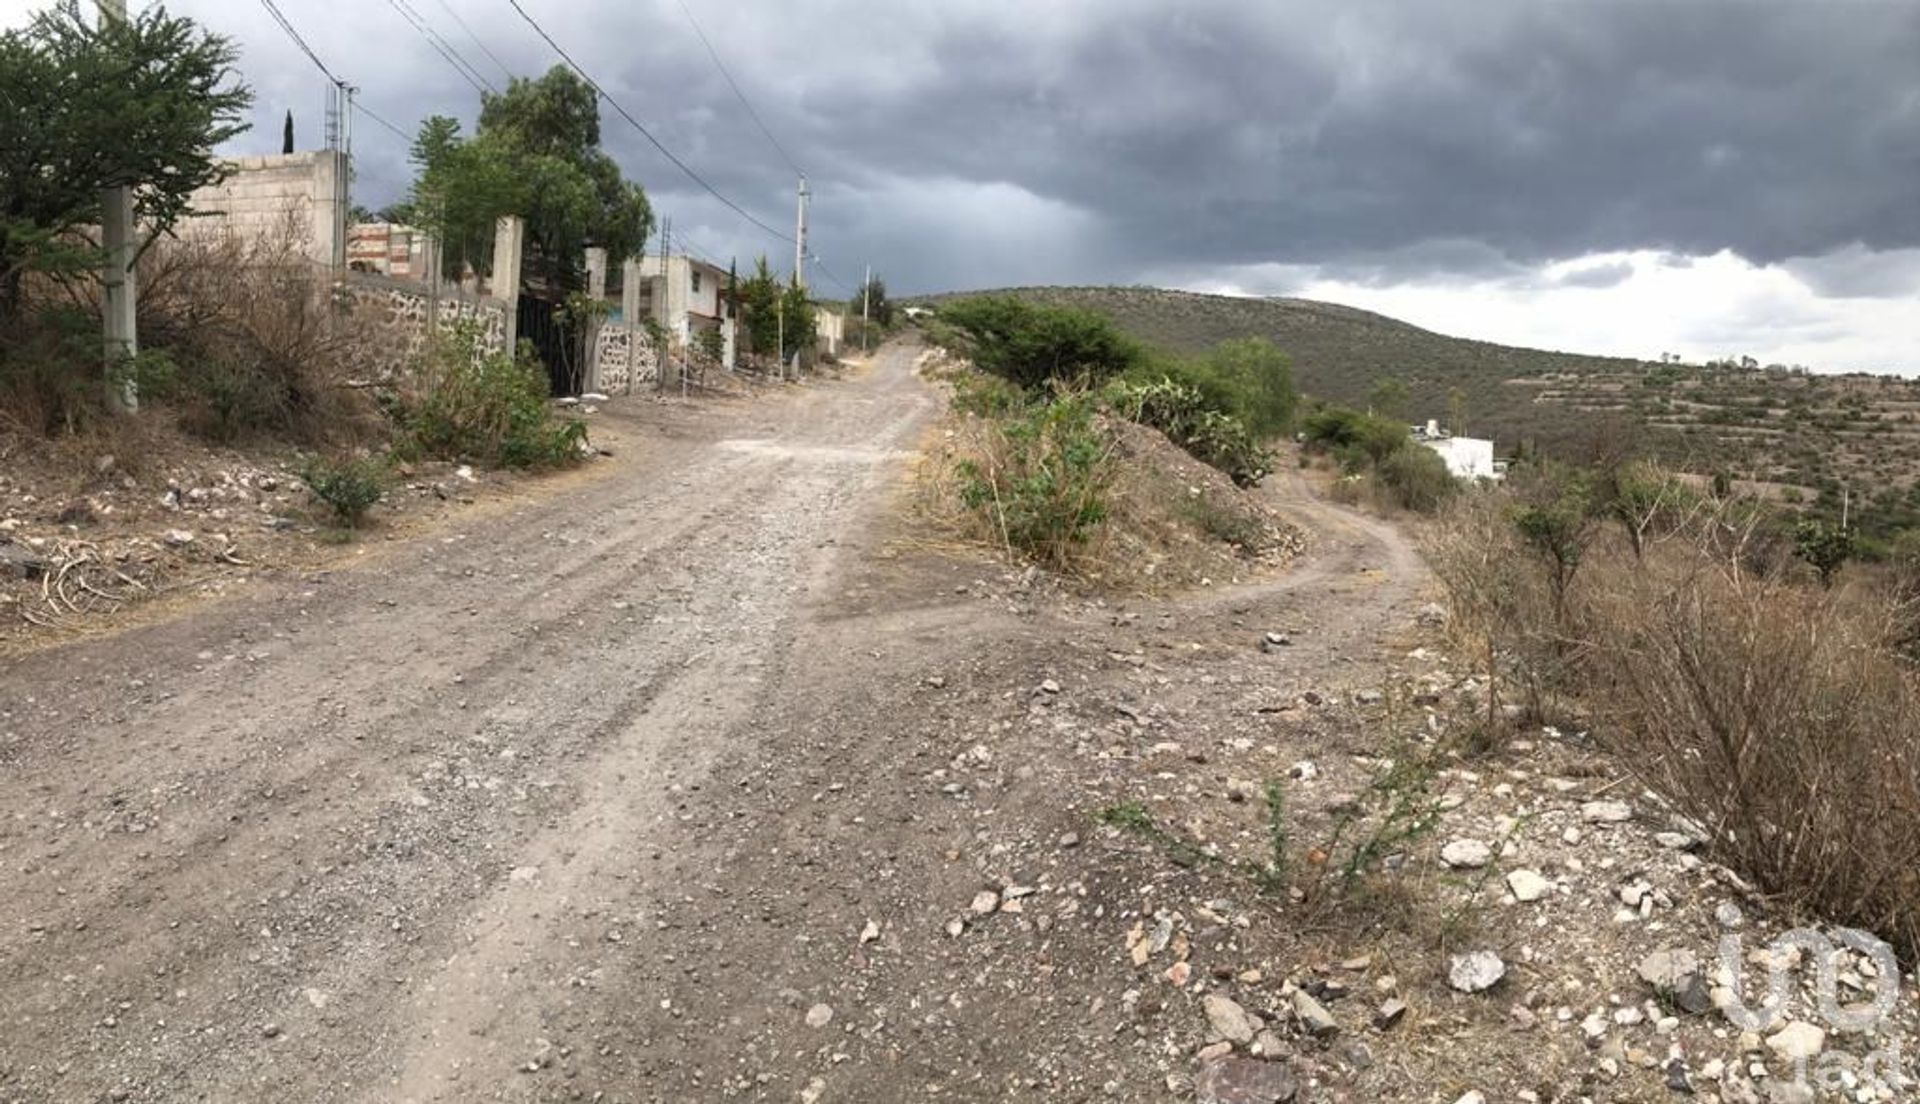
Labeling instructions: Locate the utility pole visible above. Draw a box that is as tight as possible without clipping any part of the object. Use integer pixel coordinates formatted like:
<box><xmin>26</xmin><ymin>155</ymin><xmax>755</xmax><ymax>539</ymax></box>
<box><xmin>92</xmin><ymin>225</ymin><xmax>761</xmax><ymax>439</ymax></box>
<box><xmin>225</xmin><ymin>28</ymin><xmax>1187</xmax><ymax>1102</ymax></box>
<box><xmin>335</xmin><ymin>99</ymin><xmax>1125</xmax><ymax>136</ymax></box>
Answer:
<box><xmin>861</xmin><ymin>264</ymin><xmax>871</xmax><ymax>356</ymax></box>
<box><xmin>792</xmin><ymin>174</ymin><xmax>808</xmax><ymax>291</ymax></box>
<box><xmin>777</xmin><ymin>297</ymin><xmax>785</xmax><ymax>382</ymax></box>
<box><xmin>98</xmin><ymin>0</ymin><xmax>137</xmax><ymax>413</ymax></box>
<box><xmin>657</xmin><ymin>216</ymin><xmax>671</xmax><ymax>393</ymax></box>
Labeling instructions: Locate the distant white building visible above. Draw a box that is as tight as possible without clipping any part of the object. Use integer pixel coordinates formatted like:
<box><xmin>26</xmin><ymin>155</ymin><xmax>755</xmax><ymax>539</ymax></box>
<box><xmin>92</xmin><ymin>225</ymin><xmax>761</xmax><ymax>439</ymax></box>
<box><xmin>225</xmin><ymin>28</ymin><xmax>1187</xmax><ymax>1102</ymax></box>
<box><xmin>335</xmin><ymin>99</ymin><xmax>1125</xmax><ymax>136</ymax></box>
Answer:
<box><xmin>633</xmin><ymin>252</ymin><xmax>737</xmax><ymax>369</ymax></box>
<box><xmin>1413</xmin><ymin>419</ymin><xmax>1502</xmax><ymax>480</ymax></box>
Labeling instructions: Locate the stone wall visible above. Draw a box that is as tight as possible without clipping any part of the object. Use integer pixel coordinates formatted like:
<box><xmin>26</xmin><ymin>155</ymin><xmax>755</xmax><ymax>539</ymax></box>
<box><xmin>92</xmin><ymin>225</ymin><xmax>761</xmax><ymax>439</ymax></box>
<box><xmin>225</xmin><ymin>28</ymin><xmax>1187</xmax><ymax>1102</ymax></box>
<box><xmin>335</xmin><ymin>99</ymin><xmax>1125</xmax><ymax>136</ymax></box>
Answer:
<box><xmin>338</xmin><ymin>272</ymin><xmax>508</xmax><ymax>379</ymax></box>
<box><xmin>178</xmin><ymin>151</ymin><xmax>348</xmax><ymax>269</ymax></box>
<box><xmin>593</xmin><ymin>324</ymin><xmax>660</xmax><ymax>392</ymax></box>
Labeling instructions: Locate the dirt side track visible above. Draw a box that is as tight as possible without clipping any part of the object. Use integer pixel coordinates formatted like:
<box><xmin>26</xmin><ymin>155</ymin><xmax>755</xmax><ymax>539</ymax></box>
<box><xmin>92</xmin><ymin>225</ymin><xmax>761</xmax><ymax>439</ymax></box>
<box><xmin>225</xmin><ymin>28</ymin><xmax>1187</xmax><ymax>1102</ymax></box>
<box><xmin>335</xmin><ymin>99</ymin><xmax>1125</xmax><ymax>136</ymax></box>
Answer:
<box><xmin>0</xmin><ymin>344</ymin><xmax>1430</xmax><ymax>1103</ymax></box>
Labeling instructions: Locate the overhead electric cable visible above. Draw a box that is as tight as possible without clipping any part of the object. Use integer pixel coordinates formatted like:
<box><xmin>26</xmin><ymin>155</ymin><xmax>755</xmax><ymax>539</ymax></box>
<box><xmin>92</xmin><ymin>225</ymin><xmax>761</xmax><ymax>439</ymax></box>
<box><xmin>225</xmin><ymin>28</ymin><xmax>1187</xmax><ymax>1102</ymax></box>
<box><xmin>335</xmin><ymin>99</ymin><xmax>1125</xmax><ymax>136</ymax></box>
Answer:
<box><xmin>433</xmin><ymin>0</ymin><xmax>516</xmax><ymax>81</ymax></box>
<box><xmin>674</xmin><ymin>0</ymin><xmax>803</xmax><ymax>177</ymax></box>
<box><xmin>385</xmin><ymin>0</ymin><xmax>495</xmax><ymax>94</ymax></box>
<box><xmin>504</xmin><ymin>0</ymin><xmax>798</xmax><ymax>247</ymax></box>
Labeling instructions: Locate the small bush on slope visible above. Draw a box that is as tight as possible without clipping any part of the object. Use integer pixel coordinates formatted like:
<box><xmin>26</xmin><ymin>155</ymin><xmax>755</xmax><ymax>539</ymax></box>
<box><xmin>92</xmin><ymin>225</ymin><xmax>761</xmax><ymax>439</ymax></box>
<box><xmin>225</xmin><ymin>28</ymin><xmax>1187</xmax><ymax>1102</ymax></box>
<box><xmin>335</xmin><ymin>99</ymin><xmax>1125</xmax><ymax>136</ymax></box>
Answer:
<box><xmin>388</xmin><ymin>325</ymin><xmax>586</xmax><ymax>469</ymax></box>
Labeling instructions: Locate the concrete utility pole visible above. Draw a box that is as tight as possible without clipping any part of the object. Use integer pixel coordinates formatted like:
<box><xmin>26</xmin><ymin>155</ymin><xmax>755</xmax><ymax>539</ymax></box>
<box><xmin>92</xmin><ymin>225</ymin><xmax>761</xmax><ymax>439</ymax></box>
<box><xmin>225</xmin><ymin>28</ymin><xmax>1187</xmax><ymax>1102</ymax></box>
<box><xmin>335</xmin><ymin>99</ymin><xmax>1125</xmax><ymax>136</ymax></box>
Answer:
<box><xmin>792</xmin><ymin>174</ymin><xmax>808</xmax><ymax>291</ymax></box>
<box><xmin>98</xmin><ymin>0</ymin><xmax>138</xmax><ymax>414</ymax></box>
<box><xmin>776</xmin><ymin>297</ymin><xmax>785</xmax><ymax>382</ymax></box>
<box><xmin>861</xmin><ymin>264</ymin><xmax>871</xmax><ymax>355</ymax></box>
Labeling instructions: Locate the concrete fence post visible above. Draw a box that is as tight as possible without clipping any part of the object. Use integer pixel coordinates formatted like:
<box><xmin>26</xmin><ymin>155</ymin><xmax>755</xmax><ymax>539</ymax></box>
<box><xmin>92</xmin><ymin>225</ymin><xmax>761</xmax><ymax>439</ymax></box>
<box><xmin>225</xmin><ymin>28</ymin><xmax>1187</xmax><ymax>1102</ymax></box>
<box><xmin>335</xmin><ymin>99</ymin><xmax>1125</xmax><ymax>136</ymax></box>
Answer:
<box><xmin>491</xmin><ymin>215</ymin><xmax>525</xmax><ymax>354</ymax></box>
<box><xmin>583</xmin><ymin>247</ymin><xmax>607</xmax><ymax>392</ymax></box>
<box><xmin>620</xmin><ymin>257</ymin><xmax>643</xmax><ymax>393</ymax></box>
<box><xmin>312</xmin><ymin>149</ymin><xmax>349</xmax><ymax>274</ymax></box>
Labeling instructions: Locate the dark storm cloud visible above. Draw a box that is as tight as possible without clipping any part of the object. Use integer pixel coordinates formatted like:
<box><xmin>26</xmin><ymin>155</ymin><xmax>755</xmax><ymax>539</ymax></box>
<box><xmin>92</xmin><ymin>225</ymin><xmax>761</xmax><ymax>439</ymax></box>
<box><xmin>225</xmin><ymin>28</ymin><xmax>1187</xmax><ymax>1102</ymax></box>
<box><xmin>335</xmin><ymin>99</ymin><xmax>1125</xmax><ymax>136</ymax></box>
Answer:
<box><xmin>1555</xmin><ymin>260</ymin><xmax>1635</xmax><ymax>289</ymax></box>
<box><xmin>12</xmin><ymin>0</ymin><xmax>1915</xmax><ymax>297</ymax></box>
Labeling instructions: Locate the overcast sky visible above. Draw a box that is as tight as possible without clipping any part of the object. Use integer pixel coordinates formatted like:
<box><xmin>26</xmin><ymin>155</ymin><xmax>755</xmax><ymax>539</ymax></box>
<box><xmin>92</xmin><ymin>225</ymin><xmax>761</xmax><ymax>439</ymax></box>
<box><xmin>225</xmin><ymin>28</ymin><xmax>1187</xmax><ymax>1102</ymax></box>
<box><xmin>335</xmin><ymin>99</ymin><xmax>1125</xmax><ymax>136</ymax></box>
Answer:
<box><xmin>9</xmin><ymin>0</ymin><xmax>1919</xmax><ymax>372</ymax></box>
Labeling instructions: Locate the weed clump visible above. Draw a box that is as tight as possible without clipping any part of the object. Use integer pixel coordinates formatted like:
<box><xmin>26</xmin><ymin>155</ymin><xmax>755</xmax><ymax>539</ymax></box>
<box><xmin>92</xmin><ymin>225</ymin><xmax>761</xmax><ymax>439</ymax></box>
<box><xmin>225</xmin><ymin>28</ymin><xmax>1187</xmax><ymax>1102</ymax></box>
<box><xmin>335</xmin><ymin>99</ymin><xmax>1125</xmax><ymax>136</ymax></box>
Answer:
<box><xmin>388</xmin><ymin>326</ymin><xmax>586</xmax><ymax>469</ymax></box>
<box><xmin>954</xmin><ymin>392</ymin><xmax>1117</xmax><ymax>568</ymax></box>
<box><xmin>299</xmin><ymin>453</ymin><xmax>386</xmax><ymax>528</ymax></box>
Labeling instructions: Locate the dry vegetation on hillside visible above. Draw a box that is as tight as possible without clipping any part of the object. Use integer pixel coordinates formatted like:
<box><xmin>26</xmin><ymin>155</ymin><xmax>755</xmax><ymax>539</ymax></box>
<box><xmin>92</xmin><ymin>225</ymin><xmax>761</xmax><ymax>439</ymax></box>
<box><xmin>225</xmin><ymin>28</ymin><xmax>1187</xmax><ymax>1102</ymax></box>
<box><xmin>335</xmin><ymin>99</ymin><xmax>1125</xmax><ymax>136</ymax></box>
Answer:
<box><xmin>926</xmin><ymin>287</ymin><xmax>1920</xmax><ymax>544</ymax></box>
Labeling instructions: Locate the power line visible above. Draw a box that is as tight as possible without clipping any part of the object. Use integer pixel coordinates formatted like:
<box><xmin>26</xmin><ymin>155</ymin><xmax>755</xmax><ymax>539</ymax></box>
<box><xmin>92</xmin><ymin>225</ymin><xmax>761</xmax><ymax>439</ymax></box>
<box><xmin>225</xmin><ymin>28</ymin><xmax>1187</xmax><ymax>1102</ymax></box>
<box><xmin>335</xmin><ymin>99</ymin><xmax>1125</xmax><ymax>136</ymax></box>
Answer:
<box><xmin>354</xmin><ymin>100</ymin><xmax>412</xmax><ymax>142</ymax></box>
<box><xmin>674</xmin><ymin>0</ymin><xmax>802</xmax><ymax>178</ymax></box>
<box><xmin>432</xmin><ymin>0</ymin><xmax>515</xmax><ymax>82</ymax></box>
<box><xmin>808</xmin><ymin>252</ymin><xmax>853</xmax><ymax>294</ymax></box>
<box><xmin>258</xmin><ymin>0</ymin><xmax>340</xmax><ymax>84</ymax></box>
<box><xmin>504</xmin><ymin>0</ymin><xmax>796</xmax><ymax>247</ymax></box>
<box><xmin>259</xmin><ymin>0</ymin><xmax>410</xmax><ymax>143</ymax></box>
<box><xmin>385</xmin><ymin>0</ymin><xmax>495</xmax><ymax>94</ymax></box>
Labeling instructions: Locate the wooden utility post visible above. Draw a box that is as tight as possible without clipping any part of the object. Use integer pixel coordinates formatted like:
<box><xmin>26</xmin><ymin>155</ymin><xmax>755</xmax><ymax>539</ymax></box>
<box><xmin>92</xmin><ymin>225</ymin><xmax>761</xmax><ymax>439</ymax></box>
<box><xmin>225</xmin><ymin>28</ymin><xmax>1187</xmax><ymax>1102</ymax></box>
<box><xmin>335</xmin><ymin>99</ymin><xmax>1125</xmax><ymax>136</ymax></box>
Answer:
<box><xmin>861</xmin><ymin>264</ymin><xmax>871</xmax><ymax>356</ymax></box>
<box><xmin>99</xmin><ymin>0</ymin><xmax>138</xmax><ymax>413</ymax></box>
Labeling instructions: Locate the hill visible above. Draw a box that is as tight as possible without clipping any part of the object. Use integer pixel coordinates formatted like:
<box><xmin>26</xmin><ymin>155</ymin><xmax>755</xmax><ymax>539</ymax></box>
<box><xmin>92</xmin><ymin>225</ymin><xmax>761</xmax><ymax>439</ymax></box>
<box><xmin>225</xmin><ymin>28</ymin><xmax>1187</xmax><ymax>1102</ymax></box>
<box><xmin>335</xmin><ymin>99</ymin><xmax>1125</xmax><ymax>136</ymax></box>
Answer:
<box><xmin>919</xmin><ymin>286</ymin><xmax>1920</xmax><ymax>542</ymax></box>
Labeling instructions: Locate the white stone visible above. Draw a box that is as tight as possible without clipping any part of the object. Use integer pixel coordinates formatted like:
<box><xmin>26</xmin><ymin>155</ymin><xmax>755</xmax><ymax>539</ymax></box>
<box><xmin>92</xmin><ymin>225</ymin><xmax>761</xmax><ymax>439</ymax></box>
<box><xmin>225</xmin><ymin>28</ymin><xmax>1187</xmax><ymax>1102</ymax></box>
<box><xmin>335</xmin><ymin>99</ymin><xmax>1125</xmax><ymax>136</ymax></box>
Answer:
<box><xmin>1448</xmin><ymin>950</ymin><xmax>1507</xmax><ymax>993</ymax></box>
<box><xmin>1441</xmin><ymin>839</ymin><xmax>1493</xmax><ymax>869</ymax></box>
<box><xmin>1507</xmin><ymin>869</ymin><xmax>1551</xmax><ymax>902</ymax></box>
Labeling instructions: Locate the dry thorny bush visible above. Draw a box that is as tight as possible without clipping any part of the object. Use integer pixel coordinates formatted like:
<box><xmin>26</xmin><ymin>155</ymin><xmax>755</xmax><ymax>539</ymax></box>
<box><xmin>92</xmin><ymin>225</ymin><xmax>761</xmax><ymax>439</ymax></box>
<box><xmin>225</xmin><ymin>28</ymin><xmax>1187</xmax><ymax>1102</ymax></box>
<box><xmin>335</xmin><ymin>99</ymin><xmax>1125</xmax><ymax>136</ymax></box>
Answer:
<box><xmin>1427</xmin><ymin>490</ymin><xmax>1920</xmax><ymax>959</ymax></box>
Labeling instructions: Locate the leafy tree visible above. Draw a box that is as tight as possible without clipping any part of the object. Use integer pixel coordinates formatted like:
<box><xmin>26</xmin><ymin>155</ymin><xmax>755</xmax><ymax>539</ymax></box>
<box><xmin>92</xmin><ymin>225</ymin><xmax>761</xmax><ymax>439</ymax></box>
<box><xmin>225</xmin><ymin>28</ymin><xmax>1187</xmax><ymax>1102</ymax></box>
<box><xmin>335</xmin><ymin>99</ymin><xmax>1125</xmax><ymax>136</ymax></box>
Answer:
<box><xmin>1368</xmin><ymin>377</ymin><xmax>1410</xmax><ymax>420</ymax></box>
<box><xmin>1511</xmin><ymin>466</ymin><xmax>1597</xmax><ymax>623</ymax></box>
<box><xmin>1793</xmin><ymin>519</ymin><xmax>1853</xmax><ymax>588</ymax></box>
<box><xmin>940</xmin><ymin>295</ymin><xmax>1143</xmax><ymax>390</ymax></box>
<box><xmin>1192</xmin><ymin>336</ymin><xmax>1296</xmax><ymax>438</ymax></box>
<box><xmin>406</xmin><ymin>66</ymin><xmax>651</xmax><ymax>292</ymax></box>
<box><xmin>849</xmin><ymin>274</ymin><xmax>892</xmax><ymax>328</ymax></box>
<box><xmin>779</xmin><ymin>280</ymin><xmax>816</xmax><ymax>360</ymax></box>
<box><xmin>0</xmin><ymin>0</ymin><xmax>251</xmax><ymax>317</ymax></box>
<box><xmin>737</xmin><ymin>256</ymin><xmax>780</xmax><ymax>356</ymax></box>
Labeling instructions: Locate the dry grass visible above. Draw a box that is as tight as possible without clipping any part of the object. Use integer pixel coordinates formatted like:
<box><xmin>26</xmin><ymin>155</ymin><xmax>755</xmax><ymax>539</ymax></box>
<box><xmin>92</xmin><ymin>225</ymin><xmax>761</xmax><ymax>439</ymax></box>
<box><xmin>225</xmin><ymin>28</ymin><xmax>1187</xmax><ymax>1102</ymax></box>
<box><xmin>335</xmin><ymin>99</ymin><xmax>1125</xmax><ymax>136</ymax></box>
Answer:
<box><xmin>136</xmin><ymin>214</ymin><xmax>383</xmax><ymax>447</ymax></box>
<box><xmin>1428</xmin><ymin>489</ymin><xmax>1920</xmax><ymax>957</ymax></box>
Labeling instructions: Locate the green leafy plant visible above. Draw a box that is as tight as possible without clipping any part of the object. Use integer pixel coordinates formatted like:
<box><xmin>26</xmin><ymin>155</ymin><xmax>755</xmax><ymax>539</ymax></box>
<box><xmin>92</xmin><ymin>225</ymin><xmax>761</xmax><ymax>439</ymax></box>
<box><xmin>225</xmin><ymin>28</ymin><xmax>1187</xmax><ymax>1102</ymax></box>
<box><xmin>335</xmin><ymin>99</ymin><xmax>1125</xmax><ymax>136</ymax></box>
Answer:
<box><xmin>954</xmin><ymin>392</ymin><xmax>1117</xmax><ymax>567</ymax></box>
<box><xmin>1376</xmin><ymin>443</ymin><xmax>1457</xmax><ymax>512</ymax></box>
<box><xmin>1108</xmin><ymin>376</ymin><xmax>1272</xmax><ymax>486</ymax></box>
<box><xmin>1793</xmin><ymin>518</ymin><xmax>1854</xmax><ymax>587</ymax></box>
<box><xmin>0</xmin><ymin>1</ymin><xmax>252</xmax><ymax>317</ymax></box>
<box><xmin>937</xmin><ymin>295</ymin><xmax>1144</xmax><ymax>391</ymax></box>
<box><xmin>405</xmin><ymin>67</ymin><xmax>651</xmax><ymax>290</ymax></box>
<box><xmin>299</xmin><ymin>453</ymin><xmax>386</xmax><ymax>528</ymax></box>
<box><xmin>389</xmin><ymin>324</ymin><xmax>587</xmax><ymax>468</ymax></box>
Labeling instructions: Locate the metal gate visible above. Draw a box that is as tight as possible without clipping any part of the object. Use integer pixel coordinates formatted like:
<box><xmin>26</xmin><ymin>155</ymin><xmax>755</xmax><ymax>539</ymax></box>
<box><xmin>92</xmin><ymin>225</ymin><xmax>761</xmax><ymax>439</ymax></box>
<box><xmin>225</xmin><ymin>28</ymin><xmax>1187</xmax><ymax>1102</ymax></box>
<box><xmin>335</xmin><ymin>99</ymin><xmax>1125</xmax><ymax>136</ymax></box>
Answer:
<box><xmin>516</xmin><ymin>293</ymin><xmax>583</xmax><ymax>397</ymax></box>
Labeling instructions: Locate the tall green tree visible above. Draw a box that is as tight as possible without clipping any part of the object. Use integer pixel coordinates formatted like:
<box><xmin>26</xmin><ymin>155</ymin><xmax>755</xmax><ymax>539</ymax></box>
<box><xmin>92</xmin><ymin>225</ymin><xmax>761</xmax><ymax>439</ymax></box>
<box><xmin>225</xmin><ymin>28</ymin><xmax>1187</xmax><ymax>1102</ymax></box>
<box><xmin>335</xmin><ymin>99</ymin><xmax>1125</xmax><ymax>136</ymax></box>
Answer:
<box><xmin>0</xmin><ymin>0</ymin><xmax>252</xmax><ymax>317</ymax></box>
<box><xmin>1194</xmin><ymin>336</ymin><xmax>1297</xmax><ymax>438</ymax></box>
<box><xmin>737</xmin><ymin>256</ymin><xmax>781</xmax><ymax>356</ymax></box>
<box><xmin>281</xmin><ymin>109</ymin><xmax>294</xmax><ymax>154</ymax></box>
<box><xmin>407</xmin><ymin>65</ymin><xmax>651</xmax><ymax>292</ymax></box>
<box><xmin>779</xmin><ymin>279</ymin><xmax>816</xmax><ymax>360</ymax></box>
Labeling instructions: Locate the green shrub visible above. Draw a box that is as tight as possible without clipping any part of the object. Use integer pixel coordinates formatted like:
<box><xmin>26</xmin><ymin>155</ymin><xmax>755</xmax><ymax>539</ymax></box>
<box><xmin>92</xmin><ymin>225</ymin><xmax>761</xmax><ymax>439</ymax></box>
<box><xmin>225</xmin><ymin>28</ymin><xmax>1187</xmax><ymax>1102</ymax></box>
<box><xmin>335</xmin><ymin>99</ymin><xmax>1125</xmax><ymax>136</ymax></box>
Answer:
<box><xmin>955</xmin><ymin>393</ymin><xmax>1116</xmax><ymax>567</ymax></box>
<box><xmin>1301</xmin><ymin>404</ymin><xmax>1408</xmax><ymax>463</ymax></box>
<box><xmin>1108</xmin><ymin>376</ymin><xmax>1272</xmax><ymax>486</ymax></box>
<box><xmin>949</xmin><ymin>371</ymin><xmax>1028</xmax><ymax>418</ymax></box>
<box><xmin>299</xmin><ymin>454</ymin><xmax>386</xmax><ymax>528</ymax></box>
<box><xmin>1126</xmin><ymin>336</ymin><xmax>1298</xmax><ymax>440</ymax></box>
<box><xmin>938</xmin><ymin>295</ymin><xmax>1144</xmax><ymax>391</ymax></box>
<box><xmin>1376</xmin><ymin>443</ymin><xmax>1457</xmax><ymax>512</ymax></box>
<box><xmin>1793</xmin><ymin>518</ymin><xmax>1854</xmax><ymax>587</ymax></box>
<box><xmin>390</xmin><ymin>326</ymin><xmax>586</xmax><ymax>468</ymax></box>
<box><xmin>0</xmin><ymin>307</ymin><xmax>106</xmax><ymax>434</ymax></box>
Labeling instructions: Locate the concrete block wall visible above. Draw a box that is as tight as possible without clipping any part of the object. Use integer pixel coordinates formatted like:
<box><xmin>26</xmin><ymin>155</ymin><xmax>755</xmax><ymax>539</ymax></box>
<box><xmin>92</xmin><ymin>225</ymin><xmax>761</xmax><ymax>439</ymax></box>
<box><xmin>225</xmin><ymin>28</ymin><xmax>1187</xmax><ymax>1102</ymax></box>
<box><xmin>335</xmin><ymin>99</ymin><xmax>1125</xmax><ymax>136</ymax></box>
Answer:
<box><xmin>178</xmin><ymin>151</ymin><xmax>348</xmax><ymax>269</ymax></box>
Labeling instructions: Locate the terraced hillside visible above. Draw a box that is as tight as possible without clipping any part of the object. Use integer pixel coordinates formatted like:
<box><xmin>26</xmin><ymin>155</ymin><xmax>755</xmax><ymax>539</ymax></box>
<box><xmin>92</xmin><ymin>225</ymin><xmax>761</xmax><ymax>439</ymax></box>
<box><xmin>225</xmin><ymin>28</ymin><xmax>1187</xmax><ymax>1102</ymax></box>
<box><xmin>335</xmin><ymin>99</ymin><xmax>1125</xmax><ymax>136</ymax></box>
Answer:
<box><xmin>921</xmin><ymin>287</ymin><xmax>1920</xmax><ymax>540</ymax></box>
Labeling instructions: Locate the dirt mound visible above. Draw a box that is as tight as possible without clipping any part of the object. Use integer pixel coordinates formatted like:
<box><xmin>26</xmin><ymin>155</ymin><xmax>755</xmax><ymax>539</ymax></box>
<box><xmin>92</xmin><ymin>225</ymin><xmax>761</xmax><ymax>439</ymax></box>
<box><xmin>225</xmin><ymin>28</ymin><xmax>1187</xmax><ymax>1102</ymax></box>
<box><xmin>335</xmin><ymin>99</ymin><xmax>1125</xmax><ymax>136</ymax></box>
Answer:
<box><xmin>1093</xmin><ymin>417</ymin><xmax>1305</xmax><ymax>591</ymax></box>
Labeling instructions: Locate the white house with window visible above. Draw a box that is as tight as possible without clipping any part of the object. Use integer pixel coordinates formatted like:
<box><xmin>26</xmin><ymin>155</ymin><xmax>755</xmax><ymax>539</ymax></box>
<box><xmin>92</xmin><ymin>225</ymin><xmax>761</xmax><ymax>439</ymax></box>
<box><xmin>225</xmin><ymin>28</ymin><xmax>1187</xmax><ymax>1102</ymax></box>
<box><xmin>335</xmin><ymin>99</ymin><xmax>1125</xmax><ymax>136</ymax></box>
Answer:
<box><xmin>633</xmin><ymin>252</ymin><xmax>736</xmax><ymax>368</ymax></box>
<box><xmin>1413</xmin><ymin>419</ymin><xmax>1502</xmax><ymax>480</ymax></box>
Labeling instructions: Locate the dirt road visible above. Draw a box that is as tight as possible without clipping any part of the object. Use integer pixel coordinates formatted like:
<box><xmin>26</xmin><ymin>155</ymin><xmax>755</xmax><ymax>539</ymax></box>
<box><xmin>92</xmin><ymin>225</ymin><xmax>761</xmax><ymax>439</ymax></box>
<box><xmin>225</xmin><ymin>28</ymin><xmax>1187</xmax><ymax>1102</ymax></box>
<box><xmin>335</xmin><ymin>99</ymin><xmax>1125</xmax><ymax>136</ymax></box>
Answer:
<box><xmin>1</xmin><ymin>343</ymin><xmax>1436</xmax><ymax>1103</ymax></box>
